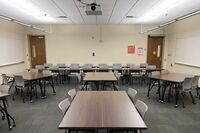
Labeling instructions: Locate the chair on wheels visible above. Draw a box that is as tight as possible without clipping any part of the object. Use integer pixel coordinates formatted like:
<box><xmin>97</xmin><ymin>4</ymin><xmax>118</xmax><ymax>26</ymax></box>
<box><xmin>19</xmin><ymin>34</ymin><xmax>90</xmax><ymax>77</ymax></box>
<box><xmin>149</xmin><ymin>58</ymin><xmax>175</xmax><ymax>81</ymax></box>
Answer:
<box><xmin>129</xmin><ymin>65</ymin><xmax>142</xmax><ymax>84</ymax></box>
<box><xmin>98</xmin><ymin>64</ymin><xmax>109</xmax><ymax>72</ymax></box>
<box><xmin>13</xmin><ymin>75</ymin><xmax>28</xmax><ymax>103</ymax></box>
<box><xmin>127</xmin><ymin>88</ymin><xmax>137</xmax><ymax>103</ymax></box>
<box><xmin>35</xmin><ymin>65</ymin><xmax>45</xmax><ymax>72</ymax></box>
<box><xmin>191</xmin><ymin>75</ymin><xmax>200</xmax><ymax>99</ymax></box>
<box><xmin>69</xmin><ymin>64</ymin><xmax>80</xmax><ymax>84</ymax></box>
<box><xmin>1</xmin><ymin>74</ymin><xmax>14</xmax><ymax>87</ymax></box>
<box><xmin>147</xmin><ymin>71</ymin><xmax>161</xmax><ymax>99</ymax></box>
<box><xmin>179</xmin><ymin>77</ymin><xmax>196</xmax><ymax>108</ymax></box>
<box><xmin>68</xmin><ymin>88</ymin><xmax>77</xmax><ymax>101</ymax></box>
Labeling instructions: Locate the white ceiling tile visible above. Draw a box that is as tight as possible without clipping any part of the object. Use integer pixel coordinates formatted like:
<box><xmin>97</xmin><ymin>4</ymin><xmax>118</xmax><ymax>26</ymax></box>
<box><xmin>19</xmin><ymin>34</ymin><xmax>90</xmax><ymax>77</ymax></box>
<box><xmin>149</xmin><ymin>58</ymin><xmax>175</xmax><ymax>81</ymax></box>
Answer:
<box><xmin>109</xmin><ymin>0</ymin><xmax>137</xmax><ymax>24</ymax></box>
<box><xmin>0</xmin><ymin>0</ymin><xmax>200</xmax><ymax>25</ymax></box>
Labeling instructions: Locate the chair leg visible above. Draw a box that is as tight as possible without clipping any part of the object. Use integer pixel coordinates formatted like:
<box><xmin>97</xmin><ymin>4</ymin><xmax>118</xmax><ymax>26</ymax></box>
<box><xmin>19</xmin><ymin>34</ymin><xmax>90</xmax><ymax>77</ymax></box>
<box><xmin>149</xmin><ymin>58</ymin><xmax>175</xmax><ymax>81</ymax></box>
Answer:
<box><xmin>0</xmin><ymin>108</ymin><xmax>5</xmax><ymax>120</ymax></box>
<box><xmin>189</xmin><ymin>91</ymin><xmax>195</xmax><ymax>104</ymax></box>
<box><xmin>180</xmin><ymin>92</ymin><xmax>185</xmax><ymax>108</ymax></box>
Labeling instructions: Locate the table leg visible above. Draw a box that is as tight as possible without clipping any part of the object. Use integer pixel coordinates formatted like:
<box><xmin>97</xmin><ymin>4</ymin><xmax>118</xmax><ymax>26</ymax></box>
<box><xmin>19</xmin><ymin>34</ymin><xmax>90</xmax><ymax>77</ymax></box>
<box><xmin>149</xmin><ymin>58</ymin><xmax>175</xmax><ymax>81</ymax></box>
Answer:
<box><xmin>29</xmin><ymin>81</ymin><xmax>33</xmax><ymax>103</ymax></box>
<box><xmin>161</xmin><ymin>81</ymin><xmax>168</xmax><ymax>102</ymax></box>
<box><xmin>51</xmin><ymin>77</ymin><xmax>56</xmax><ymax>94</ymax></box>
<box><xmin>38</xmin><ymin>79</ymin><xmax>44</xmax><ymax>98</ymax></box>
<box><xmin>175</xmin><ymin>84</ymin><xmax>179</xmax><ymax>107</ymax></box>
<box><xmin>112</xmin><ymin>82</ymin><xmax>118</xmax><ymax>91</ymax></box>
<box><xmin>2</xmin><ymin>98</ymin><xmax>12</xmax><ymax>130</ymax></box>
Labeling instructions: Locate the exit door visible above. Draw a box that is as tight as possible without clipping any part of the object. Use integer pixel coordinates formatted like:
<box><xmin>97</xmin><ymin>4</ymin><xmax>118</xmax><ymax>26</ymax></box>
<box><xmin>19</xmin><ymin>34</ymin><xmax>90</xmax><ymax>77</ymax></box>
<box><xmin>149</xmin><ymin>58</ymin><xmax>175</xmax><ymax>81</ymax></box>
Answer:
<box><xmin>147</xmin><ymin>36</ymin><xmax>164</xmax><ymax>68</ymax></box>
<box><xmin>29</xmin><ymin>35</ymin><xmax>46</xmax><ymax>68</ymax></box>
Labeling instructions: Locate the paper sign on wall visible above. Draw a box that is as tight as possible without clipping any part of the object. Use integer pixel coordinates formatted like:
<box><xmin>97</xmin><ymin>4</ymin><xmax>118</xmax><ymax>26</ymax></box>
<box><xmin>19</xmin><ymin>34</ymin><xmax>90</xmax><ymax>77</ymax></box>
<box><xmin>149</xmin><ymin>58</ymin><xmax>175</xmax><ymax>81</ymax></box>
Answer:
<box><xmin>137</xmin><ymin>47</ymin><xmax>143</xmax><ymax>55</ymax></box>
<box><xmin>128</xmin><ymin>45</ymin><xmax>135</xmax><ymax>54</ymax></box>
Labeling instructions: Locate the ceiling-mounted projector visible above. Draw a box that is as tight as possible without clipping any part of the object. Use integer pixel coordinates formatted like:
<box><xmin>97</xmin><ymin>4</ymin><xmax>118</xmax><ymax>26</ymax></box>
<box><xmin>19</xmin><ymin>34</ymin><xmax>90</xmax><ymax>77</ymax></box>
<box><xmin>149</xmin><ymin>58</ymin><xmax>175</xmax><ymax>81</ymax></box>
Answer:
<box><xmin>86</xmin><ymin>3</ymin><xmax>102</xmax><ymax>15</ymax></box>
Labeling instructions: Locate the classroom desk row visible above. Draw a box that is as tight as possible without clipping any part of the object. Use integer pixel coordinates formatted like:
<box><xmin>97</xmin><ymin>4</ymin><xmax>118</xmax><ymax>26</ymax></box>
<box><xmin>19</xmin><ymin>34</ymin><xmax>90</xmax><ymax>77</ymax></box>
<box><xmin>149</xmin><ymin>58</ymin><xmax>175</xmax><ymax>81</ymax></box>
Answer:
<box><xmin>148</xmin><ymin>72</ymin><xmax>194</xmax><ymax>107</ymax></box>
<box><xmin>7</xmin><ymin>71</ymin><xmax>55</xmax><ymax>102</ymax></box>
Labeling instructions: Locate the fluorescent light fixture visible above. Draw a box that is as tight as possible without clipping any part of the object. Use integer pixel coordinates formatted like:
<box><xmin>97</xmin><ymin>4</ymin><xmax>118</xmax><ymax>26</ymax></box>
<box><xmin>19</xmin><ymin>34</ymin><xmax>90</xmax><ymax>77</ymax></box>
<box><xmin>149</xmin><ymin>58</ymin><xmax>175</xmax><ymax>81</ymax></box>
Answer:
<box><xmin>0</xmin><ymin>15</ymin><xmax>12</xmax><ymax>21</ymax></box>
<box><xmin>177</xmin><ymin>10</ymin><xmax>200</xmax><ymax>21</ymax></box>
<box><xmin>147</xmin><ymin>26</ymin><xmax>159</xmax><ymax>32</ymax></box>
<box><xmin>1</xmin><ymin>0</ymin><xmax>55</xmax><ymax>22</ymax></box>
<box><xmin>14</xmin><ymin>20</ymin><xmax>31</xmax><ymax>27</ymax></box>
<box><xmin>139</xmin><ymin>0</ymin><xmax>187</xmax><ymax>22</ymax></box>
<box><xmin>160</xmin><ymin>20</ymin><xmax>176</xmax><ymax>27</ymax></box>
<box><xmin>32</xmin><ymin>26</ymin><xmax>45</xmax><ymax>31</ymax></box>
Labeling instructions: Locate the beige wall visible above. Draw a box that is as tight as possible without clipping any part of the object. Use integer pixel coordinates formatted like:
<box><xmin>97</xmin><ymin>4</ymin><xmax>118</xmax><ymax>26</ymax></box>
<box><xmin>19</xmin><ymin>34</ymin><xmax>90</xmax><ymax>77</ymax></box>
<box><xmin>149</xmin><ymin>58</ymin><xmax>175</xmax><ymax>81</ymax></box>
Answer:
<box><xmin>46</xmin><ymin>25</ymin><xmax>151</xmax><ymax>66</ymax></box>
<box><xmin>165</xmin><ymin>14</ymin><xmax>200</xmax><ymax>74</ymax></box>
<box><xmin>0</xmin><ymin>19</ymin><xmax>27</xmax><ymax>74</ymax></box>
<box><xmin>3</xmin><ymin>13</ymin><xmax>200</xmax><ymax>75</ymax></box>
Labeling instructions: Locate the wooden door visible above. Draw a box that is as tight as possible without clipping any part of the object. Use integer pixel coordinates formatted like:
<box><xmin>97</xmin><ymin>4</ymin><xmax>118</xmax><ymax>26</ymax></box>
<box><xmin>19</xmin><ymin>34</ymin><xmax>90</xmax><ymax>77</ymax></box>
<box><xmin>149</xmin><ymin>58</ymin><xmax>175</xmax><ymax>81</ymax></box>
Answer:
<box><xmin>29</xmin><ymin>35</ymin><xmax>46</xmax><ymax>68</ymax></box>
<box><xmin>147</xmin><ymin>36</ymin><xmax>164</xmax><ymax>68</ymax></box>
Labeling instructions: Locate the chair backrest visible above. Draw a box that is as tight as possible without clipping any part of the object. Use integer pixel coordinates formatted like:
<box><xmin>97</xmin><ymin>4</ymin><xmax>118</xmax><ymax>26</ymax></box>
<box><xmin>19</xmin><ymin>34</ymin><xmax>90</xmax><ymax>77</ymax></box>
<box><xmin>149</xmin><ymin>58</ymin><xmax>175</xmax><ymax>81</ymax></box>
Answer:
<box><xmin>161</xmin><ymin>70</ymin><xmax>169</xmax><ymax>75</ymax></box>
<box><xmin>182</xmin><ymin>77</ymin><xmax>193</xmax><ymax>92</ymax></box>
<box><xmin>99</xmin><ymin>64</ymin><xmax>109</xmax><ymax>72</ymax></box>
<box><xmin>1</xmin><ymin>74</ymin><xmax>8</xmax><ymax>85</ymax></box>
<box><xmin>58</xmin><ymin>98</ymin><xmax>71</xmax><ymax>115</ymax></box>
<box><xmin>127</xmin><ymin>88</ymin><xmax>137</xmax><ymax>103</ymax></box>
<box><xmin>68</xmin><ymin>88</ymin><xmax>77</xmax><ymax>100</ymax></box>
<box><xmin>35</xmin><ymin>65</ymin><xmax>45</xmax><ymax>70</ymax></box>
<box><xmin>83</xmin><ymin>64</ymin><xmax>93</xmax><ymax>69</ymax></box>
<box><xmin>43</xmin><ymin>70</ymin><xmax>52</xmax><ymax>75</ymax></box>
<box><xmin>70</xmin><ymin>64</ymin><xmax>79</xmax><ymax>70</ymax></box>
<box><xmin>135</xmin><ymin>100</ymin><xmax>148</xmax><ymax>119</ymax></box>
<box><xmin>146</xmin><ymin>65</ymin><xmax>156</xmax><ymax>69</ymax></box>
<box><xmin>30</xmin><ymin>69</ymin><xmax>38</xmax><ymax>73</ymax></box>
<box><xmin>130</xmin><ymin>65</ymin><xmax>140</xmax><ymax>70</ymax></box>
<box><xmin>14</xmin><ymin>75</ymin><xmax>25</xmax><ymax>87</ymax></box>
<box><xmin>191</xmin><ymin>75</ymin><xmax>200</xmax><ymax>88</ymax></box>
<box><xmin>114</xmin><ymin>71</ymin><xmax>122</xmax><ymax>79</ymax></box>
<box><xmin>0</xmin><ymin>85</ymin><xmax>10</xmax><ymax>93</ymax></box>
<box><xmin>140</xmin><ymin>63</ymin><xmax>148</xmax><ymax>68</ymax></box>
<box><xmin>113</xmin><ymin>64</ymin><xmax>122</xmax><ymax>70</ymax></box>
<box><xmin>151</xmin><ymin>71</ymin><xmax>160</xmax><ymax>76</ymax></box>
<box><xmin>49</xmin><ymin>65</ymin><xmax>59</xmax><ymax>70</ymax></box>
<box><xmin>127</xmin><ymin>64</ymin><xmax>135</xmax><ymax>68</ymax></box>
<box><xmin>99</xmin><ymin>64</ymin><xmax>108</xmax><ymax>69</ymax></box>
<box><xmin>44</xmin><ymin>63</ymin><xmax>53</xmax><ymax>67</ymax></box>
<box><xmin>57</xmin><ymin>64</ymin><xmax>66</xmax><ymax>68</ymax></box>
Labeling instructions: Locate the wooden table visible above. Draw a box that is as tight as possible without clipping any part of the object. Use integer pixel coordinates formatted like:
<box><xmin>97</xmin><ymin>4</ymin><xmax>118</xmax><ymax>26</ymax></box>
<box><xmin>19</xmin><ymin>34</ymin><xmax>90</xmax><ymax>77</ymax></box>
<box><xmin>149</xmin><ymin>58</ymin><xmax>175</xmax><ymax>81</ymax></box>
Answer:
<box><xmin>0</xmin><ymin>92</ymin><xmax>15</xmax><ymax>130</ymax></box>
<box><xmin>83</xmin><ymin>72</ymin><xmax>118</xmax><ymax>90</ymax></box>
<box><xmin>14</xmin><ymin>71</ymin><xmax>55</xmax><ymax>102</ymax></box>
<box><xmin>148</xmin><ymin>73</ymin><xmax>193</xmax><ymax>106</ymax></box>
<box><xmin>59</xmin><ymin>91</ymin><xmax>147</xmax><ymax>131</ymax></box>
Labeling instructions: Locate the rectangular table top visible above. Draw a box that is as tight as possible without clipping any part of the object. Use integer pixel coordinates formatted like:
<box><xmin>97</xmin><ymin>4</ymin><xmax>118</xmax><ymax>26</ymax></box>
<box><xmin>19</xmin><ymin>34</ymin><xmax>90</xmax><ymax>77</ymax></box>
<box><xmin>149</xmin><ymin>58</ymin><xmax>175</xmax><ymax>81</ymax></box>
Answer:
<box><xmin>149</xmin><ymin>73</ymin><xmax>193</xmax><ymax>83</ymax></box>
<box><xmin>59</xmin><ymin>91</ymin><xmax>147</xmax><ymax>130</ymax></box>
<box><xmin>13</xmin><ymin>71</ymin><xmax>52</xmax><ymax>81</ymax></box>
<box><xmin>83</xmin><ymin>72</ymin><xmax>117</xmax><ymax>81</ymax></box>
<box><xmin>0</xmin><ymin>92</ymin><xmax>10</xmax><ymax>98</ymax></box>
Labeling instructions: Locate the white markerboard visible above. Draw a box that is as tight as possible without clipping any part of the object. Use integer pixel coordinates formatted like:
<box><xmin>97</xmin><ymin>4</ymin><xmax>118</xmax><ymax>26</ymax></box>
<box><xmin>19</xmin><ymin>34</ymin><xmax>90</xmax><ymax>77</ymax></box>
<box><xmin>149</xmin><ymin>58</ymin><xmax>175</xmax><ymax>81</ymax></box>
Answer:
<box><xmin>175</xmin><ymin>35</ymin><xmax>200</xmax><ymax>67</ymax></box>
<box><xmin>0</xmin><ymin>37</ymin><xmax>24</xmax><ymax>66</ymax></box>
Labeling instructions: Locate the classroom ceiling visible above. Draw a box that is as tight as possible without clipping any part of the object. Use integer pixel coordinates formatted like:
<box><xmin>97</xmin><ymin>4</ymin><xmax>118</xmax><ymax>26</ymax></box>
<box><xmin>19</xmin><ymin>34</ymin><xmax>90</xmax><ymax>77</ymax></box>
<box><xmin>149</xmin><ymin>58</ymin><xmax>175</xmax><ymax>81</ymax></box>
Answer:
<box><xmin>0</xmin><ymin>0</ymin><xmax>200</xmax><ymax>25</ymax></box>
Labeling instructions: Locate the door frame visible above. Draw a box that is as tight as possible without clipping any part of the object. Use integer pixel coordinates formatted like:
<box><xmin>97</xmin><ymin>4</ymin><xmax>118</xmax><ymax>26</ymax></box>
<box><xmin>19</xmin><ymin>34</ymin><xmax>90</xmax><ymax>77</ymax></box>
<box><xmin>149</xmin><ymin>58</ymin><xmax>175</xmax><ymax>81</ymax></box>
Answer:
<box><xmin>28</xmin><ymin>35</ymin><xmax>47</xmax><ymax>68</ymax></box>
<box><xmin>147</xmin><ymin>35</ymin><xmax>165</xmax><ymax>68</ymax></box>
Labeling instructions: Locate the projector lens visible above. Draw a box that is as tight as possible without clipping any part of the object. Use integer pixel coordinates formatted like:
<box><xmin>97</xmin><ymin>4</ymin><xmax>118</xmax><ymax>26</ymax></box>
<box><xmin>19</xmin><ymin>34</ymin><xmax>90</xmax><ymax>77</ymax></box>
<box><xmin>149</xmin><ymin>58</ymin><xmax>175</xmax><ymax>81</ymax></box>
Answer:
<box><xmin>91</xmin><ymin>5</ymin><xmax>96</xmax><ymax>11</ymax></box>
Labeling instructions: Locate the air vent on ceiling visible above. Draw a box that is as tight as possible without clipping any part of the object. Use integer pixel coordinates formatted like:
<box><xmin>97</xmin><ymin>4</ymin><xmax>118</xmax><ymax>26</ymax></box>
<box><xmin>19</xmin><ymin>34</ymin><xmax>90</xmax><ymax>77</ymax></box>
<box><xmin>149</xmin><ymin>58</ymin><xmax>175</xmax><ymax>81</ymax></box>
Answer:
<box><xmin>57</xmin><ymin>16</ymin><xmax>67</xmax><ymax>18</ymax></box>
<box><xmin>126</xmin><ymin>16</ymin><xmax>136</xmax><ymax>18</ymax></box>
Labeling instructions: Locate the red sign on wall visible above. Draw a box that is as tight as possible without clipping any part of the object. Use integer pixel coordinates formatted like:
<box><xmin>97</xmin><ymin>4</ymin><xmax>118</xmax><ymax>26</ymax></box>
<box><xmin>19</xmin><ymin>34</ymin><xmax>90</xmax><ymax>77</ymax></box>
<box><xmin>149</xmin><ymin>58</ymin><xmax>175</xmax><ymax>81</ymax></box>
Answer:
<box><xmin>128</xmin><ymin>45</ymin><xmax>135</xmax><ymax>54</ymax></box>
